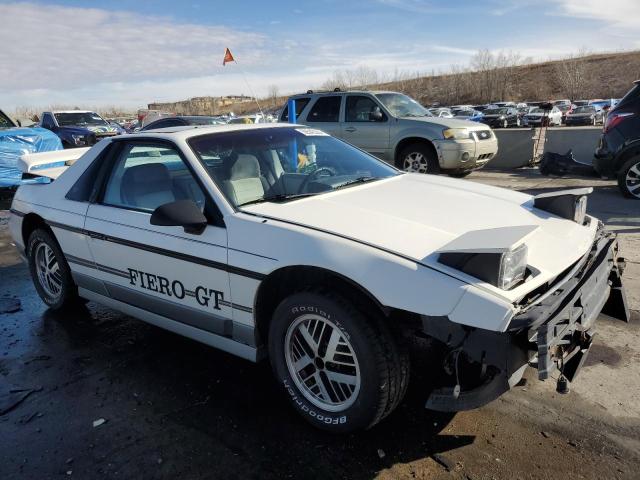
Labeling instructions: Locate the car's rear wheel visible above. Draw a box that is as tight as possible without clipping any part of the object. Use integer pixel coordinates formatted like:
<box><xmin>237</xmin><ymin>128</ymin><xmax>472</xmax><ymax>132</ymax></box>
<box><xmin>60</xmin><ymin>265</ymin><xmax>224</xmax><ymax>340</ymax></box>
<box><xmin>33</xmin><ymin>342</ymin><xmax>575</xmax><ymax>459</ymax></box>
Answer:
<box><xmin>618</xmin><ymin>157</ymin><xmax>640</xmax><ymax>199</ymax></box>
<box><xmin>27</xmin><ymin>228</ymin><xmax>81</xmax><ymax>310</ymax></box>
<box><xmin>399</xmin><ymin>143</ymin><xmax>439</xmax><ymax>174</ymax></box>
<box><xmin>268</xmin><ymin>290</ymin><xmax>409</xmax><ymax>433</ymax></box>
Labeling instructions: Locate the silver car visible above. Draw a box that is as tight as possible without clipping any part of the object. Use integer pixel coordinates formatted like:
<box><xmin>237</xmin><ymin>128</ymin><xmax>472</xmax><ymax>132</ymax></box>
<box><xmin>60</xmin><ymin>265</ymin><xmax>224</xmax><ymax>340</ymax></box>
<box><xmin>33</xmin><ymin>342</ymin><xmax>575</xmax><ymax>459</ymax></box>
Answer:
<box><xmin>281</xmin><ymin>91</ymin><xmax>498</xmax><ymax>177</ymax></box>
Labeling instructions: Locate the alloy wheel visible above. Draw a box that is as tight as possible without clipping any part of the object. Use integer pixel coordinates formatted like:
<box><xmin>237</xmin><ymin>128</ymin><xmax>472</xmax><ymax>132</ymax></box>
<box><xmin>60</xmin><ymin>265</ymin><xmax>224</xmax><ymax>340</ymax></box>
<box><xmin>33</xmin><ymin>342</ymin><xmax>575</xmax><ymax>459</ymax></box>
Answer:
<box><xmin>403</xmin><ymin>152</ymin><xmax>429</xmax><ymax>173</ymax></box>
<box><xmin>285</xmin><ymin>314</ymin><xmax>361</xmax><ymax>412</ymax></box>
<box><xmin>34</xmin><ymin>242</ymin><xmax>62</xmax><ymax>299</ymax></box>
<box><xmin>626</xmin><ymin>161</ymin><xmax>640</xmax><ymax>198</ymax></box>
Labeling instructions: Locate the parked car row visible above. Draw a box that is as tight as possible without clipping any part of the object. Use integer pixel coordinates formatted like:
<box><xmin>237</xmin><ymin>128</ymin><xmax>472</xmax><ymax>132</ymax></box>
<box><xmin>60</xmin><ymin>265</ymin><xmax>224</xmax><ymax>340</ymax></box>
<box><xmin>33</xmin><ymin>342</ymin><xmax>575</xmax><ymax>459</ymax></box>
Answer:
<box><xmin>432</xmin><ymin>98</ymin><xmax>620</xmax><ymax>128</ymax></box>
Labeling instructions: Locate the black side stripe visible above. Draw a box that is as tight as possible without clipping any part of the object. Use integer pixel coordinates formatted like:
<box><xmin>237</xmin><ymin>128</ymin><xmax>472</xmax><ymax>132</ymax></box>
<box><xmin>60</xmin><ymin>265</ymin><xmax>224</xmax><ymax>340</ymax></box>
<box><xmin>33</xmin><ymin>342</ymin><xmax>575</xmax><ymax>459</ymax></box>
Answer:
<box><xmin>47</xmin><ymin>220</ymin><xmax>266</xmax><ymax>281</ymax></box>
<box><xmin>9</xmin><ymin>208</ymin><xmax>26</xmax><ymax>218</ymax></box>
<box><xmin>219</xmin><ymin>300</ymin><xmax>253</xmax><ymax>313</ymax></box>
<box><xmin>66</xmin><ymin>254</ymin><xmax>130</xmax><ymax>279</ymax></box>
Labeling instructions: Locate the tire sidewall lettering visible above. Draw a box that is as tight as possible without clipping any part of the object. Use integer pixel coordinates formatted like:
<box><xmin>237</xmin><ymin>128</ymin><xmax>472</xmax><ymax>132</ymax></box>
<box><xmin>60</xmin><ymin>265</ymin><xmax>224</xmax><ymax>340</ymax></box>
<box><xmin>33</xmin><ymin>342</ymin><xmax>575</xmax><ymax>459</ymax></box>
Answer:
<box><xmin>283</xmin><ymin>379</ymin><xmax>347</xmax><ymax>425</ymax></box>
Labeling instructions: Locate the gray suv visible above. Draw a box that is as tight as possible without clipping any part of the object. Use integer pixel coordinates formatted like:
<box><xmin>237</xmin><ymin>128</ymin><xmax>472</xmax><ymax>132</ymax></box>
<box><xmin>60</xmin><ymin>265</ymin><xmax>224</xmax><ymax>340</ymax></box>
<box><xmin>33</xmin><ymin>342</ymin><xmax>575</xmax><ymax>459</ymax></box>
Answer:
<box><xmin>280</xmin><ymin>90</ymin><xmax>498</xmax><ymax>176</ymax></box>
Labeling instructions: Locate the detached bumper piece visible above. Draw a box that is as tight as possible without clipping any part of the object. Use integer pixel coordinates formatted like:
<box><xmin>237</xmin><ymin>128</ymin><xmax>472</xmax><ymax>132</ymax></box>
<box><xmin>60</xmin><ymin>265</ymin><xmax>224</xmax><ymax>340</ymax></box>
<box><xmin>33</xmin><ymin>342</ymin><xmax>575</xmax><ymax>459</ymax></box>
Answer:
<box><xmin>422</xmin><ymin>231</ymin><xmax>629</xmax><ymax>412</ymax></box>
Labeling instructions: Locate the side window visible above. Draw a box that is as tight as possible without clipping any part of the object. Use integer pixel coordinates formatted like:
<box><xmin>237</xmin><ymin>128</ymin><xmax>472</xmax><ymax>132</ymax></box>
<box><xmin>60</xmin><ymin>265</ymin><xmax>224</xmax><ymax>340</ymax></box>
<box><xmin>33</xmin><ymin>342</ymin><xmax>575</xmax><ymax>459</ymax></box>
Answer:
<box><xmin>144</xmin><ymin>118</ymin><xmax>182</xmax><ymax>130</ymax></box>
<box><xmin>280</xmin><ymin>97</ymin><xmax>310</xmax><ymax>122</ymax></box>
<box><xmin>307</xmin><ymin>96</ymin><xmax>341</xmax><ymax>122</ymax></box>
<box><xmin>42</xmin><ymin>114</ymin><xmax>55</xmax><ymax>129</ymax></box>
<box><xmin>102</xmin><ymin>143</ymin><xmax>206</xmax><ymax>213</ymax></box>
<box><xmin>345</xmin><ymin>96</ymin><xmax>386</xmax><ymax>122</ymax></box>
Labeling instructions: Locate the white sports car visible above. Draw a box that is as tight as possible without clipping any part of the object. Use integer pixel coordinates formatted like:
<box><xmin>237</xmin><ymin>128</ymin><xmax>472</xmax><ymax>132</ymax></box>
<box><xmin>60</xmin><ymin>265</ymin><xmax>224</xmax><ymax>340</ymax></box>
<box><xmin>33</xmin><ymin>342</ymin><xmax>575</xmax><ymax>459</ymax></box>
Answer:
<box><xmin>9</xmin><ymin>124</ymin><xmax>629</xmax><ymax>433</ymax></box>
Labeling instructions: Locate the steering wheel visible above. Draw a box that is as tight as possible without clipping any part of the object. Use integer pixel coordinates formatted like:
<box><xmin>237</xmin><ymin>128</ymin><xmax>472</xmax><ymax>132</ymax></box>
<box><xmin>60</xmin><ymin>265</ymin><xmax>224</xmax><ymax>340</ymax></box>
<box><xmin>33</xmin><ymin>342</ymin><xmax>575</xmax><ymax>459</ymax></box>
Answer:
<box><xmin>298</xmin><ymin>167</ymin><xmax>336</xmax><ymax>193</ymax></box>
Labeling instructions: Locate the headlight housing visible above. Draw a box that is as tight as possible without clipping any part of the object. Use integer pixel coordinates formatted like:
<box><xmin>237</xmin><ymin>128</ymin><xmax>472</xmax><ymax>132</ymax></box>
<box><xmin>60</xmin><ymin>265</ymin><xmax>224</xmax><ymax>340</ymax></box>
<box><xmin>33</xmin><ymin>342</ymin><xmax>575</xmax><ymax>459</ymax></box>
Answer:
<box><xmin>533</xmin><ymin>189</ymin><xmax>591</xmax><ymax>225</ymax></box>
<box><xmin>72</xmin><ymin>134</ymin><xmax>87</xmax><ymax>146</ymax></box>
<box><xmin>443</xmin><ymin>128</ymin><xmax>471</xmax><ymax>140</ymax></box>
<box><xmin>439</xmin><ymin>243</ymin><xmax>528</xmax><ymax>290</ymax></box>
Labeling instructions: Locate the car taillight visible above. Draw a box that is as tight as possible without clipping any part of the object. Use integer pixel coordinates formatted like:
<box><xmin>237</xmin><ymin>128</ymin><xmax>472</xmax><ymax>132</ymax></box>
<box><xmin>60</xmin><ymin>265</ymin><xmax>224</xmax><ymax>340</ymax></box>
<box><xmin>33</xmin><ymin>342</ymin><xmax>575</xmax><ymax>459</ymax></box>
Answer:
<box><xmin>604</xmin><ymin>112</ymin><xmax>634</xmax><ymax>133</ymax></box>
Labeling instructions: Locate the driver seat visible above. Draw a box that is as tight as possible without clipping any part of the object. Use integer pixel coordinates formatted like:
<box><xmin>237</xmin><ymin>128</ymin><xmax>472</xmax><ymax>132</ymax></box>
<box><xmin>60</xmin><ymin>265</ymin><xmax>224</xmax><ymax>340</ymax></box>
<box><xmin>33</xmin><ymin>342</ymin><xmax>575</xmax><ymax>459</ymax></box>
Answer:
<box><xmin>223</xmin><ymin>154</ymin><xmax>267</xmax><ymax>205</ymax></box>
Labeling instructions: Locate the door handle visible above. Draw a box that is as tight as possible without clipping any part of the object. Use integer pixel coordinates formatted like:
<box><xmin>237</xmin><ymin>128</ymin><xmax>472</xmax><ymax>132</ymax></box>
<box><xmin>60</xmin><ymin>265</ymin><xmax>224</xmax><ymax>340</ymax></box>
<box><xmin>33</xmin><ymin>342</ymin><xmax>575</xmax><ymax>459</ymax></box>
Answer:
<box><xmin>344</xmin><ymin>127</ymin><xmax>357</xmax><ymax>133</ymax></box>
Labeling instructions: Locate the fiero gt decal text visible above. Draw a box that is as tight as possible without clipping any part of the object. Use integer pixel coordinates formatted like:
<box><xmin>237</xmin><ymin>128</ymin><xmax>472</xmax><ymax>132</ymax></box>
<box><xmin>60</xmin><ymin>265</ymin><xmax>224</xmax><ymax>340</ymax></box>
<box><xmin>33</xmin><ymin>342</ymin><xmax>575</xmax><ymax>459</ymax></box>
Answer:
<box><xmin>127</xmin><ymin>268</ymin><xmax>224</xmax><ymax>310</ymax></box>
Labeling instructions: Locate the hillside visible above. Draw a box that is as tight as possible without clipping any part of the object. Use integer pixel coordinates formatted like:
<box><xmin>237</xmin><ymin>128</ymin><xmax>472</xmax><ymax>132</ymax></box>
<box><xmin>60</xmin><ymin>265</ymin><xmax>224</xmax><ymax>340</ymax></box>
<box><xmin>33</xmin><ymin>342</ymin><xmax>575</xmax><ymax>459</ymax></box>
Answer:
<box><xmin>151</xmin><ymin>50</ymin><xmax>640</xmax><ymax>116</ymax></box>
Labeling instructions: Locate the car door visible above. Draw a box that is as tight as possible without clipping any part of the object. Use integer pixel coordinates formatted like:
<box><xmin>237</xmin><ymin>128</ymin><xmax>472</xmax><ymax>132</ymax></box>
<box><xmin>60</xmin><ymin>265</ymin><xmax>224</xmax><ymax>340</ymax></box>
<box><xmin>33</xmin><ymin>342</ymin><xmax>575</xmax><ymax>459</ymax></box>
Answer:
<box><xmin>83</xmin><ymin>139</ymin><xmax>232</xmax><ymax>337</ymax></box>
<box><xmin>301</xmin><ymin>95</ymin><xmax>343</xmax><ymax>137</ymax></box>
<box><xmin>341</xmin><ymin>95</ymin><xmax>390</xmax><ymax>159</ymax></box>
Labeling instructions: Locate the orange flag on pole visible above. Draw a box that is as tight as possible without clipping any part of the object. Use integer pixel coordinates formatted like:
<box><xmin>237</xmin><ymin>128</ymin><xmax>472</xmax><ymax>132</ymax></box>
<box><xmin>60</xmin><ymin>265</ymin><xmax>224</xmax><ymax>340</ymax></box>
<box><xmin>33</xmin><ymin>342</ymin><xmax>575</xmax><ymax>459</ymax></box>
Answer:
<box><xmin>223</xmin><ymin>48</ymin><xmax>235</xmax><ymax>66</ymax></box>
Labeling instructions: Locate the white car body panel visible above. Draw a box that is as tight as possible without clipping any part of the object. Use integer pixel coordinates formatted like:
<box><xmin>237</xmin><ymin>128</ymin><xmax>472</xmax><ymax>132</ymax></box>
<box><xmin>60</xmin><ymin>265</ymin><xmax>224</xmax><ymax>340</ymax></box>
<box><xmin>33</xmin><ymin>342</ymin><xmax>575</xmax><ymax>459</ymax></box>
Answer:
<box><xmin>8</xmin><ymin>124</ymin><xmax>599</xmax><ymax>358</ymax></box>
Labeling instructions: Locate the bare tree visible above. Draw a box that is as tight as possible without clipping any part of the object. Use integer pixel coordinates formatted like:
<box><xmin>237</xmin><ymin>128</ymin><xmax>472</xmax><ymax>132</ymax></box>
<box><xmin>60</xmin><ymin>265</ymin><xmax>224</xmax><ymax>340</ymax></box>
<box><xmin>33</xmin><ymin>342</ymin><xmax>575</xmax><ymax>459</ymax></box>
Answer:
<box><xmin>267</xmin><ymin>85</ymin><xmax>280</xmax><ymax>107</ymax></box>
<box><xmin>555</xmin><ymin>48</ymin><xmax>590</xmax><ymax>101</ymax></box>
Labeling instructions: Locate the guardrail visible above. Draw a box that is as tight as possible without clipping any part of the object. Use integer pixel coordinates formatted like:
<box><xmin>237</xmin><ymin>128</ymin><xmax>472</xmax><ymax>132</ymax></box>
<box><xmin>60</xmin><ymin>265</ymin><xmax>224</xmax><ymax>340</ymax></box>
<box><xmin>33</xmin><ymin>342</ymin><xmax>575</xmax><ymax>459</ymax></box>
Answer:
<box><xmin>488</xmin><ymin>126</ymin><xmax>603</xmax><ymax>169</ymax></box>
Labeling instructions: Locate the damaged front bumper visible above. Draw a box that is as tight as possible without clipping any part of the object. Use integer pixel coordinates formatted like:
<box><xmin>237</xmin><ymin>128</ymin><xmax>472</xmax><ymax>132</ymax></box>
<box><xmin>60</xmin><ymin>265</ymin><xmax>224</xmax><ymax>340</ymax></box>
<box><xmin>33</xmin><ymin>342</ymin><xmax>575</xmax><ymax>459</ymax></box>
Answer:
<box><xmin>422</xmin><ymin>230</ymin><xmax>629</xmax><ymax>412</ymax></box>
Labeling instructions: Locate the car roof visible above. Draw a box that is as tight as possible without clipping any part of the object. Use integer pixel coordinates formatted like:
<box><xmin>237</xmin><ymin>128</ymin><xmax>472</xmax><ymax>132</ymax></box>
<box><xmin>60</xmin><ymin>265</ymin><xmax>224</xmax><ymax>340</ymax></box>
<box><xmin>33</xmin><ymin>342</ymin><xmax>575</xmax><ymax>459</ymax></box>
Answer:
<box><xmin>131</xmin><ymin>122</ymin><xmax>300</xmax><ymax>138</ymax></box>
<box><xmin>51</xmin><ymin>110</ymin><xmax>97</xmax><ymax>114</ymax></box>
<box><xmin>288</xmin><ymin>90</ymin><xmax>399</xmax><ymax>98</ymax></box>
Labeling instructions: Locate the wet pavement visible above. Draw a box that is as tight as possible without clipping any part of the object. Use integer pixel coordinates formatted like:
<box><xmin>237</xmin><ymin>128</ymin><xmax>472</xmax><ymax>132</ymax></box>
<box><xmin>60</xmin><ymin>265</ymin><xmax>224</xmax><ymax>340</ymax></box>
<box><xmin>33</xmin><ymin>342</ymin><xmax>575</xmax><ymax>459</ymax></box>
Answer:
<box><xmin>1</xmin><ymin>171</ymin><xmax>639</xmax><ymax>479</ymax></box>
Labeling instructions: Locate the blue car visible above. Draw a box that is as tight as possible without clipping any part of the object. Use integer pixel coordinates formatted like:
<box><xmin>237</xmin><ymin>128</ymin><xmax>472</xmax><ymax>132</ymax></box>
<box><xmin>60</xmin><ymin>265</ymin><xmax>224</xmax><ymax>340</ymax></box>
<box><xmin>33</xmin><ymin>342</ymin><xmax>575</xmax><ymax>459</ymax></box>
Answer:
<box><xmin>452</xmin><ymin>109</ymin><xmax>484</xmax><ymax>122</ymax></box>
<box><xmin>0</xmin><ymin>109</ymin><xmax>63</xmax><ymax>187</ymax></box>
<box><xmin>39</xmin><ymin>110</ymin><xmax>123</xmax><ymax>148</ymax></box>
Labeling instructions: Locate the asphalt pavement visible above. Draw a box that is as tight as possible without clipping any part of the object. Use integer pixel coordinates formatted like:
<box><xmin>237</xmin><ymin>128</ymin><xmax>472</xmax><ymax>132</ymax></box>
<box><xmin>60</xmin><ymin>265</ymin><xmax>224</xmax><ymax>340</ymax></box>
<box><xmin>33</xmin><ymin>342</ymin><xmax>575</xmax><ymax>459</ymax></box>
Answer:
<box><xmin>0</xmin><ymin>169</ymin><xmax>638</xmax><ymax>480</ymax></box>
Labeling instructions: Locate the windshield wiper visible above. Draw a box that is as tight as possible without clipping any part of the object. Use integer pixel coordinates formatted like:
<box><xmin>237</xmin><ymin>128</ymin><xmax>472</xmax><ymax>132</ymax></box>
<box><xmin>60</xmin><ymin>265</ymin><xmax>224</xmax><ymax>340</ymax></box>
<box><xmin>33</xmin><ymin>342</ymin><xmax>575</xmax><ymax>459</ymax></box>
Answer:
<box><xmin>238</xmin><ymin>192</ymin><xmax>317</xmax><ymax>207</ymax></box>
<box><xmin>334</xmin><ymin>176</ymin><xmax>379</xmax><ymax>190</ymax></box>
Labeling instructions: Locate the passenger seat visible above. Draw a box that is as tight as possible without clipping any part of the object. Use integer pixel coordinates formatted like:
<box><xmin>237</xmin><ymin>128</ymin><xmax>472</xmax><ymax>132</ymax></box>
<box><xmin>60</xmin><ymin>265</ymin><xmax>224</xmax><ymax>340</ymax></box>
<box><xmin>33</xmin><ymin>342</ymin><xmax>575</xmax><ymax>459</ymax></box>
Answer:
<box><xmin>223</xmin><ymin>154</ymin><xmax>267</xmax><ymax>206</ymax></box>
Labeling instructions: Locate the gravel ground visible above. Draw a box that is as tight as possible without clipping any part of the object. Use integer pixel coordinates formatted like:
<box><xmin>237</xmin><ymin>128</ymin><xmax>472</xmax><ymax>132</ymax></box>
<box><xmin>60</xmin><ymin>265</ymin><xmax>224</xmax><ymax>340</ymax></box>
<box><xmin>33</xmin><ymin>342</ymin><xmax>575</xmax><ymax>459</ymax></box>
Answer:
<box><xmin>0</xmin><ymin>170</ymin><xmax>638</xmax><ymax>480</ymax></box>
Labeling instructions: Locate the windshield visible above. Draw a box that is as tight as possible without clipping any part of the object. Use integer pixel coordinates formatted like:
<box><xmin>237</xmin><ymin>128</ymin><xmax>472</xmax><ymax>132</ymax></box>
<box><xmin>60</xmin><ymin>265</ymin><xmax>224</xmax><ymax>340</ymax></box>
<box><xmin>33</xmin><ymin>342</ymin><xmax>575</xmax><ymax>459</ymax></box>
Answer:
<box><xmin>530</xmin><ymin>108</ymin><xmax>545</xmax><ymax>114</ymax></box>
<box><xmin>573</xmin><ymin>106</ymin><xmax>595</xmax><ymax>114</ymax></box>
<box><xmin>0</xmin><ymin>111</ymin><xmax>16</xmax><ymax>129</ymax></box>
<box><xmin>188</xmin><ymin>127</ymin><xmax>398</xmax><ymax>208</ymax></box>
<box><xmin>485</xmin><ymin>108</ymin><xmax>509</xmax><ymax>115</ymax></box>
<box><xmin>375</xmin><ymin>93</ymin><xmax>432</xmax><ymax>117</ymax></box>
<box><xmin>54</xmin><ymin>112</ymin><xmax>108</xmax><ymax>127</ymax></box>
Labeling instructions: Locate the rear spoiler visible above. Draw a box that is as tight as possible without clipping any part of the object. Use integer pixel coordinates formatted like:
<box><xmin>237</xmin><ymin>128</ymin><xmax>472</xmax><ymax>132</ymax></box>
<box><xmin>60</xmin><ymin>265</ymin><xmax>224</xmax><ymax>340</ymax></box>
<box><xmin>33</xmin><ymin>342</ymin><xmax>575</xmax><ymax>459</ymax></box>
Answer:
<box><xmin>19</xmin><ymin>148</ymin><xmax>90</xmax><ymax>180</ymax></box>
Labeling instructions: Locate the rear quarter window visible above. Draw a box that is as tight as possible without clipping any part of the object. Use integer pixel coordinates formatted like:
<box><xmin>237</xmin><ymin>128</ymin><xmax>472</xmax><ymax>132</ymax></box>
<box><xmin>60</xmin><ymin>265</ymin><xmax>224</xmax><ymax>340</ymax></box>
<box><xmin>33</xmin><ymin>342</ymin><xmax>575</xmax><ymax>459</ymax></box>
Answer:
<box><xmin>280</xmin><ymin>97</ymin><xmax>310</xmax><ymax>122</ymax></box>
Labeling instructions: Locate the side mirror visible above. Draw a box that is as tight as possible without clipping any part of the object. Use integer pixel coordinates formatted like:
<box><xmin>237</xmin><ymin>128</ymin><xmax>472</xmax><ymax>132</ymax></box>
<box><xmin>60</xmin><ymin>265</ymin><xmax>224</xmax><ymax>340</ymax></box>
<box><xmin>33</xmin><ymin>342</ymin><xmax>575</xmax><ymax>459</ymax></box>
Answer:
<box><xmin>150</xmin><ymin>199</ymin><xmax>207</xmax><ymax>235</ymax></box>
<box><xmin>370</xmin><ymin>108</ymin><xmax>384</xmax><ymax>121</ymax></box>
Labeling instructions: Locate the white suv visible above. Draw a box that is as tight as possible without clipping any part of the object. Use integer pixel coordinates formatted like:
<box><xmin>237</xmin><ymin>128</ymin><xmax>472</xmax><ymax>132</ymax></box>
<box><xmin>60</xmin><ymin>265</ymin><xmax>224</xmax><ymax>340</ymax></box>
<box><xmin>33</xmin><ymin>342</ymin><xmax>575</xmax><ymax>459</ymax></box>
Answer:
<box><xmin>281</xmin><ymin>90</ymin><xmax>498</xmax><ymax>177</ymax></box>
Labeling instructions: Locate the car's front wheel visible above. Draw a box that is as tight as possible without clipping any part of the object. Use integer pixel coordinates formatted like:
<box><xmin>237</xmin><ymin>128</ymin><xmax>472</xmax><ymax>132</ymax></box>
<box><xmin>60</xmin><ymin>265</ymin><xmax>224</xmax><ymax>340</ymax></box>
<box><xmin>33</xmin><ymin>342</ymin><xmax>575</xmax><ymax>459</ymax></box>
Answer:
<box><xmin>399</xmin><ymin>143</ymin><xmax>439</xmax><ymax>174</ymax></box>
<box><xmin>618</xmin><ymin>157</ymin><xmax>640</xmax><ymax>199</ymax></box>
<box><xmin>268</xmin><ymin>290</ymin><xmax>409</xmax><ymax>433</ymax></box>
<box><xmin>27</xmin><ymin>228</ymin><xmax>81</xmax><ymax>310</ymax></box>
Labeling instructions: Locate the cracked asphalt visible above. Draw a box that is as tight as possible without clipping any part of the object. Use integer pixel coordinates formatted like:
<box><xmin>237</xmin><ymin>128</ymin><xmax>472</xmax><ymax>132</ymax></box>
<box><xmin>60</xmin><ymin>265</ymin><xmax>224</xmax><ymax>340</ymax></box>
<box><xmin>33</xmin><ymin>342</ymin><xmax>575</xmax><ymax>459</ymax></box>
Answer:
<box><xmin>0</xmin><ymin>170</ymin><xmax>638</xmax><ymax>480</ymax></box>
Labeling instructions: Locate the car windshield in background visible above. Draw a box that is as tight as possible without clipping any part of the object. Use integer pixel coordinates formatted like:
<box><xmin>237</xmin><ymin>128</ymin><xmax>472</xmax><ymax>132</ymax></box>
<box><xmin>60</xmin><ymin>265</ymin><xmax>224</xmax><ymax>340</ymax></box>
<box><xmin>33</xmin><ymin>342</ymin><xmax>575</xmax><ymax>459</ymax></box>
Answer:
<box><xmin>375</xmin><ymin>93</ymin><xmax>433</xmax><ymax>118</ymax></box>
<box><xmin>573</xmin><ymin>106</ymin><xmax>595</xmax><ymax>114</ymax></box>
<box><xmin>54</xmin><ymin>112</ymin><xmax>108</xmax><ymax>127</ymax></box>
<box><xmin>485</xmin><ymin>108</ymin><xmax>509</xmax><ymax>115</ymax></box>
<box><xmin>530</xmin><ymin>108</ymin><xmax>545</xmax><ymax>114</ymax></box>
<box><xmin>188</xmin><ymin>127</ymin><xmax>398</xmax><ymax>208</ymax></box>
<box><xmin>0</xmin><ymin>111</ymin><xmax>15</xmax><ymax>129</ymax></box>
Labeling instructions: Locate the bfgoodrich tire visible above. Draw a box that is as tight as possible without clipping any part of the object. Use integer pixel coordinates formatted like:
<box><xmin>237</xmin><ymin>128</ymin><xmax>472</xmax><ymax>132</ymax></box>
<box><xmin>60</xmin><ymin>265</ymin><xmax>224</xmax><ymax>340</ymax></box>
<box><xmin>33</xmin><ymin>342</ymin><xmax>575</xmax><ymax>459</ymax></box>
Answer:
<box><xmin>27</xmin><ymin>228</ymin><xmax>81</xmax><ymax>310</ymax></box>
<box><xmin>268</xmin><ymin>290</ymin><xmax>409</xmax><ymax>433</ymax></box>
<box><xmin>618</xmin><ymin>157</ymin><xmax>640</xmax><ymax>199</ymax></box>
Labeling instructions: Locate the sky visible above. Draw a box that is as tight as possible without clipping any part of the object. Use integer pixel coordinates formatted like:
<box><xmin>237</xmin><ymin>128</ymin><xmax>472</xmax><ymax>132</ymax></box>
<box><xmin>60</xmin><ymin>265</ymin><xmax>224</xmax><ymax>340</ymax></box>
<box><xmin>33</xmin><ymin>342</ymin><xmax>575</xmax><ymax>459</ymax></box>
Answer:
<box><xmin>0</xmin><ymin>0</ymin><xmax>639</xmax><ymax>111</ymax></box>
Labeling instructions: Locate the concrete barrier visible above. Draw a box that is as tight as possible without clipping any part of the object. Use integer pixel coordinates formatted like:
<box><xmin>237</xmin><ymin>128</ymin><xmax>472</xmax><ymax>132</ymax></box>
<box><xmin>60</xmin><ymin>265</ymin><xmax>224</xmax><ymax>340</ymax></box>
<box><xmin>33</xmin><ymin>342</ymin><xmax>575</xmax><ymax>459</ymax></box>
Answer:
<box><xmin>488</xmin><ymin>126</ymin><xmax>603</xmax><ymax>169</ymax></box>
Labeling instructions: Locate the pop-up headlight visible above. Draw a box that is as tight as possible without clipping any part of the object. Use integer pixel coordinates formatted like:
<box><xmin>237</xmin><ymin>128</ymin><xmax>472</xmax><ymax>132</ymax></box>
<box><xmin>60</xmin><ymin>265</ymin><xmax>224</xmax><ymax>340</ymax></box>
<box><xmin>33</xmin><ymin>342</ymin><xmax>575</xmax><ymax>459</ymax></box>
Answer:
<box><xmin>437</xmin><ymin>225</ymin><xmax>537</xmax><ymax>291</ymax></box>
<box><xmin>533</xmin><ymin>188</ymin><xmax>592</xmax><ymax>225</ymax></box>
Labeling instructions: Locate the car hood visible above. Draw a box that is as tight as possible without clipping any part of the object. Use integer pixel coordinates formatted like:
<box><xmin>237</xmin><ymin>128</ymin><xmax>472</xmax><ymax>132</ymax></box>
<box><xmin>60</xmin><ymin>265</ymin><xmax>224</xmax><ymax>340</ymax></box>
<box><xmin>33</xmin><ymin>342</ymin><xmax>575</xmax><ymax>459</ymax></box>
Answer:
<box><xmin>0</xmin><ymin>127</ymin><xmax>63</xmax><ymax>186</ymax></box>
<box><xmin>400</xmin><ymin>116</ymin><xmax>485</xmax><ymax>129</ymax></box>
<box><xmin>58</xmin><ymin>125</ymin><xmax>119</xmax><ymax>134</ymax></box>
<box><xmin>242</xmin><ymin>174</ymin><xmax>597</xmax><ymax>302</ymax></box>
